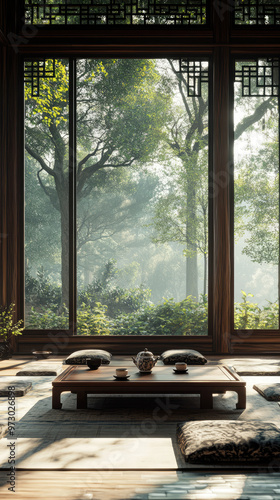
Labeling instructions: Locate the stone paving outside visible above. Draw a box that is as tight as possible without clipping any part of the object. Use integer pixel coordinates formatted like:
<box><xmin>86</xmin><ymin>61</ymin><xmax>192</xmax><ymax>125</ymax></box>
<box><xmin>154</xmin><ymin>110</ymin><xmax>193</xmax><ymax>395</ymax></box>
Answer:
<box><xmin>131</xmin><ymin>473</ymin><xmax>280</xmax><ymax>500</ymax></box>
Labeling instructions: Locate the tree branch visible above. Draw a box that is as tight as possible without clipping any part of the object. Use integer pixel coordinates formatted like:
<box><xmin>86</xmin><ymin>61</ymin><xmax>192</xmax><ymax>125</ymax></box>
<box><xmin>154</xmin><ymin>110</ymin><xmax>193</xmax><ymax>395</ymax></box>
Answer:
<box><xmin>235</xmin><ymin>97</ymin><xmax>274</xmax><ymax>140</ymax></box>
<box><xmin>37</xmin><ymin>169</ymin><xmax>51</xmax><ymax>198</ymax></box>
<box><xmin>25</xmin><ymin>143</ymin><xmax>56</xmax><ymax>178</ymax></box>
<box><xmin>168</xmin><ymin>59</ymin><xmax>193</xmax><ymax>123</ymax></box>
<box><xmin>77</xmin><ymin>141</ymin><xmax>103</xmax><ymax>176</ymax></box>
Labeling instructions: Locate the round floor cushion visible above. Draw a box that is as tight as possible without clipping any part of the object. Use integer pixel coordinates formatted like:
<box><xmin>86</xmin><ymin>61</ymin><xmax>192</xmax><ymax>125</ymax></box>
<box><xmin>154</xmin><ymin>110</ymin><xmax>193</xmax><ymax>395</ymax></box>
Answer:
<box><xmin>65</xmin><ymin>349</ymin><xmax>112</xmax><ymax>365</ymax></box>
<box><xmin>177</xmin><ymin>420</ymin><xmax>280</xmax><ymax>464</ymax></box>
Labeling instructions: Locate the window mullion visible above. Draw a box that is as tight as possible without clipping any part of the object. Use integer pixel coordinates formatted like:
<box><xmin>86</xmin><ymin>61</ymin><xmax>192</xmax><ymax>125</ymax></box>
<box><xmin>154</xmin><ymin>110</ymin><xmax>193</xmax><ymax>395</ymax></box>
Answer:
<box><xmin>69</xmin><ymin>57</ymin><xmax>77</xmax><ymax>335</ymax></box>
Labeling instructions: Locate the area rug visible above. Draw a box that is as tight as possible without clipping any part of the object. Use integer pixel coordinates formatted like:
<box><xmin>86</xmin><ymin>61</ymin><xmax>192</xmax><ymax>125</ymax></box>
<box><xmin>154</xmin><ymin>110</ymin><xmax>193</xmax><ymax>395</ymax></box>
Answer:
<box><xmin>16</xmin><ymin>392</ymin><xmax>245</xmax><ymax>423</ymax></box>
<box><xmin>1</xmin><ymin>373</ymin><xmax>280</xmax><ymax>471</ymax></box>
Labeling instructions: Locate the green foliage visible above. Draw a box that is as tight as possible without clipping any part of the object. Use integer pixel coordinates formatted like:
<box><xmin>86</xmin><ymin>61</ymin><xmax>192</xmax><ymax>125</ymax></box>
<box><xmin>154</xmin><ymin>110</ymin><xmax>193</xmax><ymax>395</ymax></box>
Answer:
<box><xmin>25</xmin><ymin>59</ymin><xmax>69</xmax><ymax>128</ymax></box>
<box><xmin>25</xmin><ymin>267</ymin><xmax>62</xmax><ymax>308</ymax></box>
<box><xmin>26</xmin><ymin>287</ymin><xmax>279</xmax><ymax>334</ymax></box>
<box><xmin>0</xmin><ymin>304</ymin><xmax>24</xmax><ymax>342</ymax></box>
<box><xmin>78</xmin><ymin>260</ymin><xmax>152</xmax><ymax>318</ymax></box>
<box><xmin>234</xmin><ymin>291</ymin><xmax>279</xmax><ymax>330</ymax></box>
<box><xmin>27</xmin><ymin>302</ymin><xmax>110</xmax><ymax>335</ymax></box>
<box><xmin>26</xmin><ymin>296</ymin><xmax>208</xmax><ymax>336</ymax></box>
<box><xmin>111</xmin><ymin>295</ymin><xmax>208</xmax><ymax>336</ymax></box>
<box><xmin>27</xmin><ymin>306</ymin><xmax>68</xmax><ymax>330</ymax></box>
<box><xmin>77</xmin><ymin>302</ymin><xmax>112</xmax><ymax>336</ymax></box>
<box><xmin>25</xmin><ymin>59</ymin><xmax>173</xmax><ymax>310</ymax></box>
<box><xmin>234</xmin><ymin>95</ymin><xmax>279</xmax><ymax>266</ymax></box>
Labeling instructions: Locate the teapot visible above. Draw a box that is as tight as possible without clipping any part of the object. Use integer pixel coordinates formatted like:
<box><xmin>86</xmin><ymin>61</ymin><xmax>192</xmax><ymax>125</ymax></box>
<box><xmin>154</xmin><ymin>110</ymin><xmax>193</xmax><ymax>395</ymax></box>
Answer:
<box><xmin>132</xmin><ymin>348</ymin><xmax>159</xmax><ymax>373</ymax></box>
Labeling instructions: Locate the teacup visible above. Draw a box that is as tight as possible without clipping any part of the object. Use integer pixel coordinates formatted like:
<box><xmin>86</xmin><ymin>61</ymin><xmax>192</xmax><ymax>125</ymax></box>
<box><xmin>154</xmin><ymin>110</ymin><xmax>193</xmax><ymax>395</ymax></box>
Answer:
<box><xmin>116</xmin><ymin>368</ymin><xmax>128</xmax><ymax>378</ymax></box>
<box><xmin>175</xmin><ymin>362</ymin><xmax>187</xmax><ymax>371</ymax></box>
<box><xmin>86</xmin><ymin>358</ymin><xmax>102</xmax><ymax>370</ymax></box>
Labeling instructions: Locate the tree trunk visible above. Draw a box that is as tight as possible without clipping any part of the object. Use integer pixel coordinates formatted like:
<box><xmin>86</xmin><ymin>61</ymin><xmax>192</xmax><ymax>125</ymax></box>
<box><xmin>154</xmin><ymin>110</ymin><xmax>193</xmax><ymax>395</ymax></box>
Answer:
<box><xmin>185</xmin><ymin>183</ymin><xmax>198</xmax><ymax>299</ymax></box>
<box><xmin>57</xmin><ymin>181</ymin><xmax>69</xmax><ymax>310</ymax></box>
<box><xmin>186</xmin><ymin>252</ymin><xmax>198</xmax><ymax>298</ymax></box>
<box><xmin>204</xmin><ymin>253</ymin><xmax>207</xmax><ymax>295</ymax></box>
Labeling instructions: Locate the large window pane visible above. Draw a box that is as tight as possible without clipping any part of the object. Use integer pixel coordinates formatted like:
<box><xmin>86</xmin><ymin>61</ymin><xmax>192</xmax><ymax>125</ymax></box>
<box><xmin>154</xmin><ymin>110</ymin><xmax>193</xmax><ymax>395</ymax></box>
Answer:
<box><xmin>76</xmin><ymin>58</ymin><xmax>209</xmax><ymax>336</ymax></box>
<box><xmin>24</xmin><ymin>59</ymin><xmax>69</xmax><ymax>329</ymax></box>
<box><xmin>234</xmin><ymin>59</ymin><xmax>279</xmax><ymax>329</ymax></box>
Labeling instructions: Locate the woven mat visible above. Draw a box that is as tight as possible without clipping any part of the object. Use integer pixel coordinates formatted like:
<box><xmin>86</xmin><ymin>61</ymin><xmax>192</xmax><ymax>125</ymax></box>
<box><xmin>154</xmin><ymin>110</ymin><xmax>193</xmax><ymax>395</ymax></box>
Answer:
<box><xmin>233</xmin><ymin>364</ymin><xmax>280</xmax><ymax>375</ymax></box>
<box><xmin>16</xmin><ymin>363</ymin><xmax>63</xmax><ymax>376</ymax></box>
<box><xmin>253</xmin><ymin>383</ymin><xmax>280</xmax><ymax>401</ymax></box>
<box><xmin>0</xmin><ymin>379</ymin><xmax>32</xmax><ymax>396</ymax></box>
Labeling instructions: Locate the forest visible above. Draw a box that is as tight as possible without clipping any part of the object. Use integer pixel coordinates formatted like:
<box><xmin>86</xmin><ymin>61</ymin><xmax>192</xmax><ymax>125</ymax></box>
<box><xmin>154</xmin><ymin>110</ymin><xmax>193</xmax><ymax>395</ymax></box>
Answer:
<box><xmin>24</xmin><ymin>58</ymin><xmax>279</xmax><ymax>334</ymax></box>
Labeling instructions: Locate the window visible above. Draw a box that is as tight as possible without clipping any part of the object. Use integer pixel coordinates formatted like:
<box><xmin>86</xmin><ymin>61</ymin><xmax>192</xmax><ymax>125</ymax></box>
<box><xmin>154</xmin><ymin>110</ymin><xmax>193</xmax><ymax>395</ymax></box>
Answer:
<box><xmin>25</xmin><ymin>59</ymin><xmax>70</xmax><ymax>329</ymax></box>
<box><xmin>24</xmin><ymin>57</ymin><xmax>210</xmax><ymax>336</ymax></box>
<box><xmin>234</xmin><ymin>58</ymin><xmax>279</xmax><ymax>330</ymax></box>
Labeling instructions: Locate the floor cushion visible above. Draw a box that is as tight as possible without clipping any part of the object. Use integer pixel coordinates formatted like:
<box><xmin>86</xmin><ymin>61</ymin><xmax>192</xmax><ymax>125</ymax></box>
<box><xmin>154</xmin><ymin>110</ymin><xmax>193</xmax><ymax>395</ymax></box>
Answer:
<box><xmin>160</xmin><ymin>349</ymin><xmax>207</xmax><ymax>365</ymax></box>
<box><xmin>0</xmin><ymin>380</ymin><xmax>32</xmax><ymax>396</ymax></box>
<box><xmin>253</xmin><ymin>383</ymin><xmax>280</xmax><ymax>401</ymax></box>
<box><xmin>233</xmin><ymin>364</ymin><xmax>280</xmax><ymax>375</ymax></box>
<box><xmin>177</xmin><ymin>420</ymin><xmax>280</xmax><ymax>464</ymax></box>
<box><xmin>64</xmin><ymin>349</ymin><xmax>112</xmax><ymax>365</ymax></box>
<box><xmin>16</xmin><ymin>363</ymin><xmax>62</xmax><ymax>376</ymax></box>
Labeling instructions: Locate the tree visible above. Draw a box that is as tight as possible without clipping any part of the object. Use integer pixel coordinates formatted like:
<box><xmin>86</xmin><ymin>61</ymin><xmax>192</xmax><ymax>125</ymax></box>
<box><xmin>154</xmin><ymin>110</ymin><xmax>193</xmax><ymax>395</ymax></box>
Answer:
<box><xmin>151</xmin><ymin>59</ymin><xmax>276</xmax><ymax>298</ymax></box>
<box><xmin>234</xmin><ymin>97</ymin><xmax>279</xmax><ymax>266</ymax></box>
<box><xmin>25</xmin><ymin>155</ymin><xmax>61</xmax><ymax>275</ymax></box>
<box><xmin>77</xmin><ymin>170</ymin><xmax>159</xmax><ymax>287</ymax></box>
<box><xmin>25</xmin><ymin>58</ymin><xmax>171</xmax><ymax>309</ymax></box>
<box><xmin>25</xmin><ymin>57</ymin><xmax>274</xmax><ymax>313</ymax></box>
<box><xmin>151</xmin><ymin>146</ymin><xmax>208</xmax><ymax>295</ymax></box>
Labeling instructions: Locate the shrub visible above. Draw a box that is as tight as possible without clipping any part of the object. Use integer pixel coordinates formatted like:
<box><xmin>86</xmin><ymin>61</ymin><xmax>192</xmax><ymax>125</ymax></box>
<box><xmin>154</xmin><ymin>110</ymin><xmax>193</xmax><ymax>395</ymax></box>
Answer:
<box><xmin>25</xmin><ymin>267</ymin><xmax>61</xmax><ymax>309</ymax></box>
<box><xmin>234</xmin><ymin>291</ymin><xmax>278</xmax><ymax>329</ymax></box>
<box><xmin>24</xmin><ymin>286</ymin><xmax>279</xmax><ymax>335</ymax></box>
<box><xmin>78</xmin><ymin>260</ymin><xmax>152</xmax><ymax>317</ymax></box>
<box><xmin>77</xmin><ymin>302</ymin><xmax>112</xmax><ymax>335</ymax></box>
<box><xmin>109</xmin><ymin>295</ymin><xmax>208</xmax><ymax>336</ymax></box>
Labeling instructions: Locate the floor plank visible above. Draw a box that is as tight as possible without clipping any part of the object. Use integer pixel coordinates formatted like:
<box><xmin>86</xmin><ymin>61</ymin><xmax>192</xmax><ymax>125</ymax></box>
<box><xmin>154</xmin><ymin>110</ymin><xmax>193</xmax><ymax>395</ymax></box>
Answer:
<box><xmin>2</xmin><ymin>471</ymin><xmax>280</xmax><ymax>499</ymax></box>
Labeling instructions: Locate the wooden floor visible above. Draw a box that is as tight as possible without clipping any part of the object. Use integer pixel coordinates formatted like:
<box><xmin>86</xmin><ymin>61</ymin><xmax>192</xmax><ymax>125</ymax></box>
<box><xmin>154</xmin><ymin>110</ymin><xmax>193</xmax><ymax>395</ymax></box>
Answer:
<box><xmin>1</xmin><ymin>355</ymin><xmax>280</xmax><ymax>499</ymax></box>
<box><xmin>2</xmin><ymin>470</ymin><xmax>280</xmax><ymax>499</ymax></box>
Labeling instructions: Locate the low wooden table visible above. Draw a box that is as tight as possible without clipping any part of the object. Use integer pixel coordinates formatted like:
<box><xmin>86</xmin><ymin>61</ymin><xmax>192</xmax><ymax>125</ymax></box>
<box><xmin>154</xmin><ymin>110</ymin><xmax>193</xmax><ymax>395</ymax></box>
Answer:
<box><xmin>52</xmin><ymin>364</ymin><xmax>246</xmax><ymax>410</ymax></box>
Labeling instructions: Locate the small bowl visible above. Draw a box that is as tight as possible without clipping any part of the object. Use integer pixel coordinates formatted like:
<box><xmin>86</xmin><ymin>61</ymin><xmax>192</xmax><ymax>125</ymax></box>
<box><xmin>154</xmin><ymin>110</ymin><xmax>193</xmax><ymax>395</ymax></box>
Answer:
<box><xmin>86</xmin><ymin>358</ymin><xmax>102</xmax><ymax>370</ymax></box>
<box><xmin>32</xmin><ymin>350</ymin><xmax>52</xmax><ymax>360</ymax></box>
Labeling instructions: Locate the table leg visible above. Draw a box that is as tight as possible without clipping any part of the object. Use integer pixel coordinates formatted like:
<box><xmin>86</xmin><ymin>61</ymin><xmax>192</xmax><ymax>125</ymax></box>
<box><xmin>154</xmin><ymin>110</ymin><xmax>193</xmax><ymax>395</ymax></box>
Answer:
<box><xmin>77</xmin><ymin>391</ymin><xmax>87</xmax><ymax>409</ymax></box>
<box><xmin>236</xmin><ymin>388</ymin><xmax>246</xmax><ymax>409</ymax></box>
<box><xmin>52</xmin><ymin>389</ymin><xmax>62</xmax><ymax>409</ymax></box>
<box><xmin>200</xmin><ymin>391</ymin><xmax>213</xmax><ymax>409</ymax></box>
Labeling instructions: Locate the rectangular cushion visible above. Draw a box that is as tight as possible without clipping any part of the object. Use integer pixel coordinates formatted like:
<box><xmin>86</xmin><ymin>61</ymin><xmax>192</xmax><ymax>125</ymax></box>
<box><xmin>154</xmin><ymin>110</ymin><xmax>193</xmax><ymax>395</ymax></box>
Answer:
<box><xmin>177</xmin><ymin>420</ymin><xmax>280</xmax><ymax>464</ymax></box>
